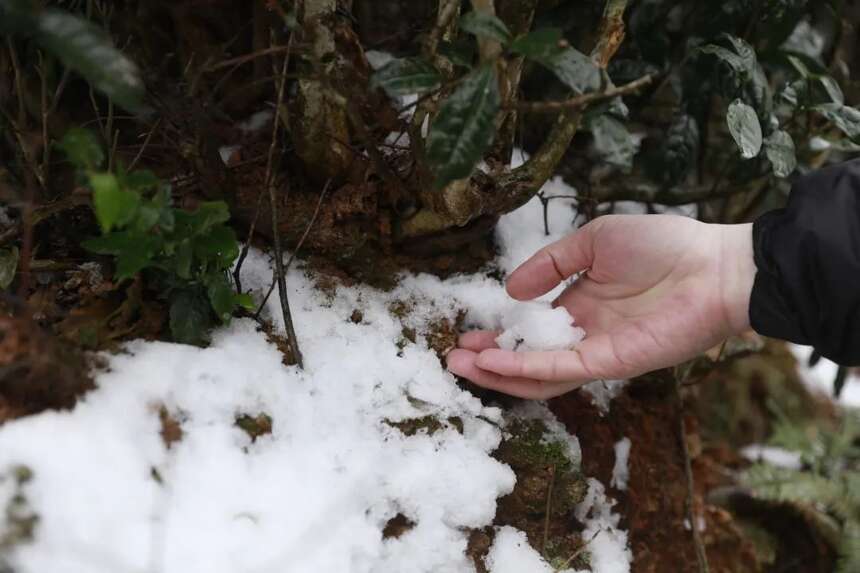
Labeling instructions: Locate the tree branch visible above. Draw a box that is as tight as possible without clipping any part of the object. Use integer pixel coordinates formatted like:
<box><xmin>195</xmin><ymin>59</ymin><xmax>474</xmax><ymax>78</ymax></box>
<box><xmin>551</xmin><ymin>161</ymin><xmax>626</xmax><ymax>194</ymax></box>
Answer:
<box><xmin>510</xmin><ymin>74</ymin><xmax>654</xmax><ymax>114</ymax></box>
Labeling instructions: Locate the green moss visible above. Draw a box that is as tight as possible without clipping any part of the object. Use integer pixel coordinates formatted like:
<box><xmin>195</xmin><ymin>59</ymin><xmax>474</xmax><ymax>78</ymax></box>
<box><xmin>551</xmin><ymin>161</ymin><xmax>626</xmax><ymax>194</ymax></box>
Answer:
<box><xmin>496</xmin><ymin>419</ymin><xmax>574</xmax><ymax>473</ymax></box>
<box><xmin>385</xmin><ymin>416</ymin><xmax>464</xmax><ymax>436</ymax></box>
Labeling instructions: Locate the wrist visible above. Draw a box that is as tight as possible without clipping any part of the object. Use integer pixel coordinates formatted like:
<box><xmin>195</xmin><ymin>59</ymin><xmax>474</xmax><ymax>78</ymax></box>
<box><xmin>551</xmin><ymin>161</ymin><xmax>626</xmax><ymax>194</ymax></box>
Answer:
<box><xmin>717</xmin><ymin>223</ymin><xmax>756</xmax><ymax>335</ymax></box>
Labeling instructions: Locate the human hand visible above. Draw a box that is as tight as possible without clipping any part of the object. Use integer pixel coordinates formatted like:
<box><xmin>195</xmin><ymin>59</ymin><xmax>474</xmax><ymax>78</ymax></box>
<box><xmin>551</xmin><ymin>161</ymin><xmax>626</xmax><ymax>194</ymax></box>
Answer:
<box><xmin>447</xmin><ymin>215</ymin><xmax>755</xmax><ymax>399</ymax></box>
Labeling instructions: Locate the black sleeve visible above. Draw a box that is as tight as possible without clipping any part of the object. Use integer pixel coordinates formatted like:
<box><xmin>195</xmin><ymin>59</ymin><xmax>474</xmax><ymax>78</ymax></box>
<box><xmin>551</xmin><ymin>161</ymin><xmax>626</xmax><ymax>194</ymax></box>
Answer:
<box><xmin>750</xmin><ymin>159</ymin><xmax>860</xmax><ymax>366</ymax></box>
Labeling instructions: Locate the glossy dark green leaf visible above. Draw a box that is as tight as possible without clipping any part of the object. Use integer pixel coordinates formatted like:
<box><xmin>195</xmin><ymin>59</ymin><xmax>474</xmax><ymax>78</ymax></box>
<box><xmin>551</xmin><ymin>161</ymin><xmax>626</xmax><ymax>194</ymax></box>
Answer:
<box><xmin>169</xmin><ymin>289</ymin><xmax>214</xmax><ymax>346</ymax></box>
<box><xmin>814</xmin><ymin>104</ymin><xmax>860</xmax><ymax>141</ymax></box>
<box><xmin>460</xmin><ymin>11</ymin><xmax>512</xmax><ymax>45</ymax></box>
<box><xmin>588</xmin><ymin>115</ymin><xmax>639</xmax><ymax>169</ymax></box>
<box><xmin>726</xmin><ymin>99</ymin><xmax>762</xmax><ymax>159</ymax></box>
<box><xmin>764</xmin><ymin>130</ymin><xmax>796</xmax><ymax>178</ymax></box>
<box><xmin>206</xmin><ymin>273</ymin><xmax>235</xmax><ymax>322</ymax></box>
<box><xmin>192</xmin><ymin>225</ymin><xmax>239</xmax><ymax>268</ymax></box>
<box><xmin>121</xmin><ymin>169</ymin><xmax>161</xmax><ymax>193</ymax></box>
<box><xmin>82</xmin><ymin>231</ymin><xmax>161</xmax><ymax>280</ymax></box>
<box><xmin>173</xmin><ymin>239</ymin><xmax>193</xmax><ymax>279</ymax></box>
<box><xmin>174</xmin><ymin>201</ymin><xmax>231</xmax><ymax>237</ymax></box>
<box><xmin>34</xmin><ymin>9</ymin><xmax>144</xmax><ymax>111</ymax></box>
<box><xmin>371</xmin><ymin>57</ymin><xmax>441</xmax><ymax>97</ymax></box>
<box><xmin>535</xmin><ymin>47</ymin><xmax>601</xmax><ymax>94</ymax></box>
<box><xmin>59</xmin><ymin>128</ymin><xmax>104</xmax><ymax>170</ymax></box>
<box><xmin>0</xmin><ymin>247</ymin><xmax>19</xmax><ymax>290</ymax></box>
<box><xmin>89</xmin><ymin>172</ymin><xmax>140</xmax><ymax>233</ymax></box>
<box><xmin>651</xmin><ymin>114</ymin><xmax>699</xmax><ymax>186</ymax></box>
<box><xmin>508</xmin><ymin>28</ymin><xmax>564</xmax><ymax>60</ymax></box>
<box><xmin>426</xmin><ymin>65</ymin><xmax>500</xmax><ymax>189</ymax></box>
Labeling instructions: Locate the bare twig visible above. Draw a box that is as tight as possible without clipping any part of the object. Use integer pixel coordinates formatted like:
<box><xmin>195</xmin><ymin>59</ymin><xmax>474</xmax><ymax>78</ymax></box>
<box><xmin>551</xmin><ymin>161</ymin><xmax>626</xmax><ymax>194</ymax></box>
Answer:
<box><xmin>675</xmin><ymin>375</ymin><xmax>711</xmax><ymax>573</ymax></box>
<box><xmin>233</xmin><ymin>189</ymin><xmax>267</xmax><ymax>296</ymax></box>
<box><xmin>129</xmin><ymin>117</ymin><xmax>162</xmax><ymax>172</ymax></box>
<box><xmin>264</xmin><ymin>33</ymin><xmax>304</xmax><ymax>368</ymax></box>
<box><xmin>542</xmin><ymin>464</ymin><xmax>556</xmax><ymax>555</ymax></box>
<box><xmin>511</xmin><ymin>74</ymin><xmax>655</xmax><ymax>114</ymax></box>
<box><xmin>256</xmin><ymin>180</ymin><xmax>331</xmax><ymax>317</ymax></box>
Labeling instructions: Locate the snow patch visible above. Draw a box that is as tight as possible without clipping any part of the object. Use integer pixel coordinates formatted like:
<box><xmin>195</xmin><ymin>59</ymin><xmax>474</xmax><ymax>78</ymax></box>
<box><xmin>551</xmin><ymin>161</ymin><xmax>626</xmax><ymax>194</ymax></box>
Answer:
<box><xmin>575</xmin><ymin>479</ymin><xmax>633</xmax><ymax>573</ymax></box>
<box><xmin>581</xmin><ymin>379</ymin><xmax>628</xmax><ymax>415</ymax></box>
<box><xmin>611</xmin><ymin>437</ymin><xmax>632</xmax><ymax>491</ymax></box>
<box><xmin>485</xmin><ymin>527</ymin><xmax>556</xmax><ymax>573</ymax></box>
<box><xmin>741</xmin><ymin>445</ymin><xmax>803</xmax><ymax>470</ymax></box>
<box><xmin>495</xmin><ymin>303</ymin><xmax>585</xmax><ymax>352</ymax></box>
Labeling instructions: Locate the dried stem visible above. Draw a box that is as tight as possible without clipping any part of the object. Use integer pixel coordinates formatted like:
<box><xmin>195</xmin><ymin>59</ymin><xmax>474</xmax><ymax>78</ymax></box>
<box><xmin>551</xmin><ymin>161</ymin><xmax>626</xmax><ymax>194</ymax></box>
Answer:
<box><xmin>264</xmin><ymin>33</ymin><xmax>303</xmax><ymax>368</ymax></box>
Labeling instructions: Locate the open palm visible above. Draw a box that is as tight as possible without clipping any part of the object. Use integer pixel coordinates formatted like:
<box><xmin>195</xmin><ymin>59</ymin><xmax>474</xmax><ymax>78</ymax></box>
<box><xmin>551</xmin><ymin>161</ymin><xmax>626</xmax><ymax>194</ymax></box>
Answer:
<box><xmin>447</xmin><ymin>215</ymin><xmax>755</xmax><ymax>399</ymax></box>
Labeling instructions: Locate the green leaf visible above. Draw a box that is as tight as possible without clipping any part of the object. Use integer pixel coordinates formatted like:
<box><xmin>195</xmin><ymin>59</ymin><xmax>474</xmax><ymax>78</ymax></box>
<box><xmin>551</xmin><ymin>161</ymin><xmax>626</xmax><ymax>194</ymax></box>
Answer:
<box><xmin>174</xmin><ymin>201</ymin><xmax>231</xmax><ymax>237</ymax></box>
<box><xmin>235</xmin><ymin>292</ymin><xmax>255</xmax><ymax>311</ymax></box>
<box><xmin>59</xmin><ymin>128</ymin><xmax>104</xmax><ymax>170</ymax></box>
<box><xmin>535</xmin><ymin>47</ymin><xmax>601</xmax><ymax>94</ymax></box>
<box><xmin>205</xmin><ymin>273</ymin><xmax>235</xmax><ymax>322</ymax></box>
<box><xmin>438</xmin><ymin>38</ymin><xmax>475</xmax><ymax>68</ymax></box>
<box><xmin>508</xmin><ymin>28</ymin><xmax>564</xmax><ymax>60</ymax></box>
<box><xmin>173</xmin><ymin>239</ymin><xmax>193</xmax><ymax>279</ymax></box>
<box><xmin>819</xmin><ymin>76</ymin><xmax>844</xmax><ymax>106</ymax></box>
<box><xmin>0</xmin><ymin>247</ymin><xmax>19</xmax><ymax>290</ymax></box>
<box><xmin>726</xmin><ymin>99</ymin><xmax>763</xmax><ymax>159</ymax></box>
<box><xmin>89</xmin><ymin>172</ymin><xmax>140</xmax><ymax>233</ymax></box>
<box><xmin>700</xmin><ymin>45</ymin><xmax>752</xmax><ymax>76</ymax></box>
<box><xmin>169</xmin><ymin>289</ymin><xmax>214</xmax><ymax>346</ymax></box>
<box><xmin>82</xmin><ymin>231</ymin><xmax>161</xmax><ymax>280</ymax></box>
<box><xmin>34</xmin><ymin>9</ymin><xmax>144</xmax><ymax>111</ymax></box>
<box><xmin>426</xmin><ymin>65</ymin><xmax>500</xmax><ymax>189</ymax></box>
<box><xmin>192</xmin><ymin>225</ymin><xmax>240</xmax><ymax>269</ymax></box>
<box><xmin>121</xmin><ymin>169</ymin><xmax>161</xmax><ymax>193</ymax></box>
<box><xmin>588</xmin><ymin>115</ymin><xmax>639</xmax><ymax>169</ymax></box>
<box><xmin>460</xmin><ymin>11</ymin><xmax>512</xmax><ymax>45</ymax></box>
<box><xmin>814</xmin><ymin>104</ymin><xmax>860</xmax><ymax>141</ymax></box>
<box><xmin>764</xmin><ymin>130</ymin><xmax>797</xmax><ymax>178</ymax></box>
<box><xmin>371</xmin><ymin>57</ymin><xmax>441</xmax><ymax>97</ymax></box>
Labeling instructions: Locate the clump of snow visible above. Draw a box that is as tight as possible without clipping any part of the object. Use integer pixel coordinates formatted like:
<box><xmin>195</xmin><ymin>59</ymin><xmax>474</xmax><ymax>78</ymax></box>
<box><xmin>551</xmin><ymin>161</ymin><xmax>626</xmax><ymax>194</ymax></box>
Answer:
<box><xmin>740</xmin><ymin>445</ymin><xmax>803</xmax><ymax>470</ymax></box>
<box><xmin>610</xmin><ymin>437</ymin><xmax>632</xmax><ymax>491</ymax></box>
<box><xmin>581</xmin><ymin>379</ymin><xmax>628</xmax><ymax>415</ymax></box>
<box><xmin>575</xmin><ymin>479</ymin><xmax>633</xmax><ymax>573</ymax></box>
<box><xmin>495</xmin><ymin>302</ymin><xmax>586</xmax><ymax>352</ymax></box>
<box><xmin>485</xmin><ymin>527</ymin><xmax>557</xmax><ymax>573</ymax></box>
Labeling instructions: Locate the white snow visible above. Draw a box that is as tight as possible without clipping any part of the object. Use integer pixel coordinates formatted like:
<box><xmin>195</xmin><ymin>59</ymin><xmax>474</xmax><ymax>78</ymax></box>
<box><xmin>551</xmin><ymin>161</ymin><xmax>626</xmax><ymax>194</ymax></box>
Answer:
<box><xmin>610</xmin><ymin>437</ymin><xmax>631</xmax><ymax>491</ymax></box>
<box><xmin>495</xmin><ymin>303</ymin><xmax>586</xmax><ymax>352</ymax></box>
<box><xmin>575</xmin><ymin>479</ymin><xmax>633</xmax><ymax>573</ymax></box>
<box><xmin>485</xmin><ymin>527</ymin><xmax>557</xmax><ymax>573</ymax></box>
<box><xmin>788</xmin><ymin>344</ymin><xmax>860</xmax><ymax>408</ymax></box>
<box><xmin>581</xmin><ymin>379</ymin><xmax>628</xmax><ymax>415</ymax></box>
<box><xmin>0</xmin><ymin>151</ymin><xmax>632</xmax><ymax>572</ymax></box>
<box><xmin>740</xmin><ymin>445</ymin><xmax>803</xmax><ymax>470</ymax></box>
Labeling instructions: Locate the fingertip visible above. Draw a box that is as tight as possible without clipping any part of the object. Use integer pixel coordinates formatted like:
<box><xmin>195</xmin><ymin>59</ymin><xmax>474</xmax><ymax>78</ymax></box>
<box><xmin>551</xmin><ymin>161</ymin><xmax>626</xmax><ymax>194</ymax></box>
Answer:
<box><xmin>445</xmin><ymin>348</ymin><xmax>475</xmax><ymax>376</ymax></box>
<box><xmin>458</xmin><ymin>330</ymin><xmax>500</xmax><ymax>352</ymax></box>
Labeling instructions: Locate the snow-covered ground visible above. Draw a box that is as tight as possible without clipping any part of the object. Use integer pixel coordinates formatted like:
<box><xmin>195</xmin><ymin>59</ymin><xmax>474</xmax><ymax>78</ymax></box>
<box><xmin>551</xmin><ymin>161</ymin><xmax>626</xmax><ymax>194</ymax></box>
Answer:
<box><xmin>0</xmin><ymin>183</ymin><xmax>631</xmax><ymax>571</ymax></box>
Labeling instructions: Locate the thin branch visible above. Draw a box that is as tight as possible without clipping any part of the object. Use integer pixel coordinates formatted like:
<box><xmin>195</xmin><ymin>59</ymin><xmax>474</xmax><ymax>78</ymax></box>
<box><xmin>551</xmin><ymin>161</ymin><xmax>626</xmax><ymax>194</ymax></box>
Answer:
<box><xmin>542</xmin><ymin>464</ymin><xmax>556</xmax><ymax>555</ymax></box>
<box><xmin>129</xmin><ymin>117</ymin><xmax>162</xmax><ymax>172</ymax></box>
<box><xmin>256</xmin><ymin>180</ymin><xmax>331</xmax><ymax>318</ymax></box>
<box><xmin>510</xmin><ymin>74</ymin><xmax>655</xmax><ymax>114</ymax></box>
<box><xmin>264</xmin><ymin>33</ymin><xmax>303</xmax><ymax>368</ymax></box>
<box><xmin>675</xmin><ymin>376</ymin><xmax>711</xmax><ymax>573</ymax></box>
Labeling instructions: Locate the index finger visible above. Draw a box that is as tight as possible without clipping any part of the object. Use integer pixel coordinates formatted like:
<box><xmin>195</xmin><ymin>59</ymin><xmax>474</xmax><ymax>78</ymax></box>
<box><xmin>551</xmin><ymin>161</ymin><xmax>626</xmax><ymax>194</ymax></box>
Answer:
<box><xmin>506</xmin><ymin>222</ymin><xmax>597</xmax><ymax>301</ymax></box>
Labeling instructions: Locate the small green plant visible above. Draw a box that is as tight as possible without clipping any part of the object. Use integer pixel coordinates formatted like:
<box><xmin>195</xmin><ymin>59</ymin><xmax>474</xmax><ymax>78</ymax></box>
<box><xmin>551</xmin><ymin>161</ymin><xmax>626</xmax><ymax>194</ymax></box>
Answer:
<box><xmin>60</xmin><ymin>128</ymin><xmax>253</xmax><ymax>346</ymax></box>
<box><xmin>742</xmin><ymin>406</ymin><xmax>860</xmax><ymax>573</ymax></box>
